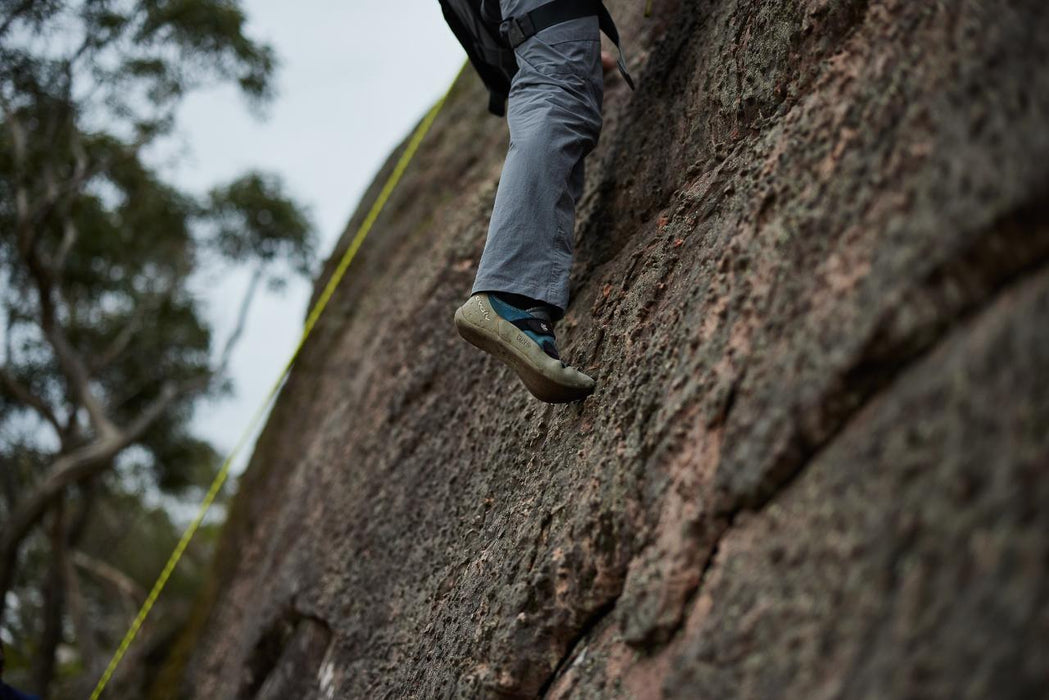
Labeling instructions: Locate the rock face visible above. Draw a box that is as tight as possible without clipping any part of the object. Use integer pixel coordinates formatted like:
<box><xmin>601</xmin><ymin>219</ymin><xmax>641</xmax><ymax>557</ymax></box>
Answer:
<box><xmin>166</xmin><ymin>0</ymin><xmax>1049</xmax><ymax>697</ymax></box>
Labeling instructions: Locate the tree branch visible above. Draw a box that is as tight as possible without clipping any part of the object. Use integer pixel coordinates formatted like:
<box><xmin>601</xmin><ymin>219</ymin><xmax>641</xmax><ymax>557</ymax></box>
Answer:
<box><xmin>65</xmin><ymin>552</ymin><xmax>102</xmax><ymax>680</ymax></box>
<box><xmin>90</xmin><ymin>293</ymin><xmax>163</xmax><ymax>374</ymax></box>
<box><xmin>51</xmin><ymin>131</ymin><xmax>89</xmax><ymax>276</ymax></box>
<box><xmin>33</xmin><ymin>499</ymin><xmax>66</xmax><ymax>694</ymax></box>
<box><xmin>72</xmin><ymin>550</ymin><xmax>146</xmax><ymax>606</ymax></box>
<box><xmin>0</xmin><ymin>380</ymin><xmax>181</xmax><ymax>627</ymax></box>
<box><xmin>2</xmin><ymin>98</ymin><xmax>116</xmax><ymax>439</ymax></box>
<box><xmin>0</xmin><ymin>0</ymin><xmax>35</xmax><ymax>41</ymax></box>
<box><xmin>3</xmin><ymin>105</ymin><xmax>35</xmax><ymax>253</ymax></box>
<box><xmin>1</xmin><ymin>454</ymin><xmax>15</xmax><ymax>510</ymax></box>
<box><xmin>64</xmin><ymin>483</ymin><xmax>104</xmax><ymax>677</ymax></box>
<box><xmin>53</xmin><ymin>215</ymin><xmax>80</xmax><ymax>277</ymax></box>
<box><xmin>216</xmin><ymin>266</ymin><xmax>264</xmax><ymax>376</ymax></box>
<box><xmin>29</xmin><ymin>132</ymin><xmax>93</xmax><ymax>246</ymax></box>
<box><xmin>20</xmin><ymin>234</ymin><xmax>118</xmax><ymax>438</ymax></box>
<box><xmin>0</xmin><ymin>366</ymin><xmax>62</xmax><ymax>435</ymax></box>
<box><xmin>91</xmin><ymin>322</ymin><xmax>138</xmax><ymax>375</ymax></box>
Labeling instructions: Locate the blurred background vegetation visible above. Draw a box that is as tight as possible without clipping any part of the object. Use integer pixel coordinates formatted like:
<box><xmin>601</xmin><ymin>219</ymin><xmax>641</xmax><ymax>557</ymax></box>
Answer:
<box><xmin>0</xmin><ymin>1</ymin><xmax>316</xmax><ymax>696</ymax></box>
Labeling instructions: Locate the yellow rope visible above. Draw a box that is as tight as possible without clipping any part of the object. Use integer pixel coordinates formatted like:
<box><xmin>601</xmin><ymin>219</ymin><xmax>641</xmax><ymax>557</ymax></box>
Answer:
<box><xmin>89</xmin><ymin>64</ymin><xmax>463</xmax><ymax>700</ymax></box>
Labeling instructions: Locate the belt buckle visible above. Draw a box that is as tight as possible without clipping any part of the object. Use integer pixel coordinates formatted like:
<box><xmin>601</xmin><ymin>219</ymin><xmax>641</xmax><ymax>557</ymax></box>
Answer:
<box><xmin>500</xmin><ymin>18</ymin><xmax>523</xmax><ymax>47</ymax></box>
<box><xmin>500</xmin><ymin>15</ymin><xmax>534</xmax><ymax>48</ymax></box>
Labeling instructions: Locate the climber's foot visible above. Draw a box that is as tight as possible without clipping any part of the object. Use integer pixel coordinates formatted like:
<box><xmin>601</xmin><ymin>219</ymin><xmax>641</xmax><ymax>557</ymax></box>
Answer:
<box><xmin>454</xmin><ymin>293</ymin><xmax>595</xmax><ymax>404</ymax></box>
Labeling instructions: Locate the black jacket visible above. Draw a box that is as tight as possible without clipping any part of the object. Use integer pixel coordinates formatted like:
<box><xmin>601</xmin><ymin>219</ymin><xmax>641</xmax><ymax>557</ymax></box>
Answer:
<box><xmin>0</xmin><ymin>681</ymin><xmax>40</xmax><ymax>700</ymax></box>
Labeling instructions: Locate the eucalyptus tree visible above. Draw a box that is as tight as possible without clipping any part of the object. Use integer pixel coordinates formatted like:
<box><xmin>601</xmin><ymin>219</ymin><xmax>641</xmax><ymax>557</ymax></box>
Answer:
<box><xmin>0</xmin><ymin>0</ymin><xmax>315</xmax><ymax>691</ymax></box>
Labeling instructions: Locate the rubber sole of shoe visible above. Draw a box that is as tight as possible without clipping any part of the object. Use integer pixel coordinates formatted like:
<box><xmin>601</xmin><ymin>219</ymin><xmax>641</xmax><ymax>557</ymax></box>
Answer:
<box><xmin>454</xmin><ymin>304</ymin><xmax>594</xmax><ymax>404</ymax></box>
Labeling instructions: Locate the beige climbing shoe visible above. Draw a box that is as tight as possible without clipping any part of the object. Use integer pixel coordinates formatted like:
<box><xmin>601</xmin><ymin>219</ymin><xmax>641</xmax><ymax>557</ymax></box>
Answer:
<box><xmin>454</xmin><ymin>293</ymin><xmax>595</xmax><ymax>403</ymax></box>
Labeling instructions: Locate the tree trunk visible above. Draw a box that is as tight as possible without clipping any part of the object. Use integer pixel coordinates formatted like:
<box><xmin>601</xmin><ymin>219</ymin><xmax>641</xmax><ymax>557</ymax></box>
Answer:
<box><xmin>65</xmin><ymin>486</ymin><xmax>104</xmax><ymax>693</ymax></box>
<box><xmin>0</xmin><ymin>446</ymin><xmax>109</xmax><ymax>630</ymax></box>
<box><xmin>32</xmin><ymin>500</ymin><xmax>66</xmax><ymax>696</ymax></box>
<box><xmin>0</xmin><ymin>382</ymin><xmax>176</xmax><ymax>627</ymax></box>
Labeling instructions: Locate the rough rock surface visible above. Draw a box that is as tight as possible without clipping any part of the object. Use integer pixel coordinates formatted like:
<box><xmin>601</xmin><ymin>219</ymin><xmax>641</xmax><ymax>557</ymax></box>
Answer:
<box><xmin>163</xmin><ymin>0</ymin><xmax>1049</xmax><ymax>697</ymax></box>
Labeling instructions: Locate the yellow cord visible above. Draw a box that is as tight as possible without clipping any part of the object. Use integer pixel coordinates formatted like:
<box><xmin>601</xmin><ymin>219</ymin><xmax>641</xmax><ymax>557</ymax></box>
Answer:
<box><xmin>89</xmin><ymin>64</ymin><xmax>463</xmax><ymax>700</ymax></box>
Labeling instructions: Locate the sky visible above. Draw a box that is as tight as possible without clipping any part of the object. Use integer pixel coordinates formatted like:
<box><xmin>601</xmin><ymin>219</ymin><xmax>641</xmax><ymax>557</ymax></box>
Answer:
<box><xmin>153</xmin><ymin>2</ymin><xmax>467</xmax><ymax>470</ymax></box>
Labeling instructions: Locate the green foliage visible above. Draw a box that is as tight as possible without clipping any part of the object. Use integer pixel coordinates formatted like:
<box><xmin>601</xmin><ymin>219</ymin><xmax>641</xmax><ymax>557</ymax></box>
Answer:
<box><xmin>0</xmin><ymin>1</ymin><xmax>315</xmax><ymax>695</ymax></box>
<box><xmin>79</xmin><ymin>485</ymin><xmax>216</xmax><ymax>594</ymax></box>
<box><xmin>0</xmin><ymin>0</ymin><xmax>314</xmax><ymax>485</ymax></box>
<box><xmin>207</xmin><ymin>171</ymin><xmax>315</xmax><ymax>283</ymax></box>
<box><xmin>137</xmin><ymin>0</ymin><xmax>276</xmax><ymax>101</ymax></box>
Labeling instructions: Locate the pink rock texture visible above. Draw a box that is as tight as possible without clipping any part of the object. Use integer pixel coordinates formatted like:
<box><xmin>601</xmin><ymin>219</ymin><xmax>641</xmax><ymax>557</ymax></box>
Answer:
<box><xmin>161</xmin><ymin>1</ymin><xmax>1049</xmax><ymax>697</ymax></box>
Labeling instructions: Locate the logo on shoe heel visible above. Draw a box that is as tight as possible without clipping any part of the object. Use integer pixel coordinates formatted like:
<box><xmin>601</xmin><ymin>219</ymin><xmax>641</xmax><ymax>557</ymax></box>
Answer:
<box><xmin>475</xmin><ymin>296</ymin><xmax>492</xmax><ymax>321</ymax></box>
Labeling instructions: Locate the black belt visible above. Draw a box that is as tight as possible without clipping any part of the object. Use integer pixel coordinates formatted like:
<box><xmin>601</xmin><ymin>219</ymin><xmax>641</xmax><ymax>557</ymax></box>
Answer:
<box><xmin>500</xmin><ymin>0</ymin><xmax>636</xmax><ymax>90</ymax></box>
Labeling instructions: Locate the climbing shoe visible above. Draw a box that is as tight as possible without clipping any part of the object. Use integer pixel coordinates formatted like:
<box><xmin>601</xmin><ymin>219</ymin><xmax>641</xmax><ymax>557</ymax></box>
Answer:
<box><xmin>454</xmin><ymin>293</ymin><xmax>596</xmax><ymax>403</ymax></box>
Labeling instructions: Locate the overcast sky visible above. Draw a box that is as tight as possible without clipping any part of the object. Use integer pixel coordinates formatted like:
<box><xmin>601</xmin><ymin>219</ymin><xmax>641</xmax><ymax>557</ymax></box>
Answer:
<box><xmin>153</xmin><ymin>2</ymin><xmax>467</xmax><ymax>470</ymax></box>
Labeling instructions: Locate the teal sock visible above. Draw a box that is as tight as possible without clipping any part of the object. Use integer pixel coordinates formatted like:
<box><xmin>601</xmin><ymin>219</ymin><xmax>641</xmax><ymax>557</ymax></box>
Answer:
<box><xmin>492</xmin><ymin>292</ymin><xmax>559</xmax><ymax>324</ymax></box>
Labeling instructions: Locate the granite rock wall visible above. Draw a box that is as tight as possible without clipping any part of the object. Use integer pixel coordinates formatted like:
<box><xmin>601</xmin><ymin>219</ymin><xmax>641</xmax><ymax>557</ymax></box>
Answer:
<box><xmin>164</xmin><ymin>1</ymin><xmax>1049</xmax><ymax>697</ymax></box>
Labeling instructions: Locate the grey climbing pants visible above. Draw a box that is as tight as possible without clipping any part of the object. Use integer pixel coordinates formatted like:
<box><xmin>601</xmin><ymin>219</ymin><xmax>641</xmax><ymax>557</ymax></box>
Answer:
<box><xmin>471</xmin><ymin>0</ymin><xmax>604</xmax><ymax>313</ymax></box>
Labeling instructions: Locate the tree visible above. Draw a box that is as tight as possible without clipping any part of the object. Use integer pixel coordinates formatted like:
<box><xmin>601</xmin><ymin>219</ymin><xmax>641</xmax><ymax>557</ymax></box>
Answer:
<box><xmin>0</xmin><ymin>0</ymin><xmax>315</xmax><ymax>694</ymax></box>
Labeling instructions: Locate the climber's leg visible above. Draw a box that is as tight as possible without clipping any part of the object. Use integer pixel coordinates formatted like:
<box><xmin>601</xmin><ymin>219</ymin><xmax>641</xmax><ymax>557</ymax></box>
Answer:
<box><xmin>457</xmin><ymin>0</ymin><xmax>604</xmax><ymax>403</ymax></box>
<box><xmin>470</xmin><ymin>1</ymin><xmax>604</xmax><ymax>315</ymax></box>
